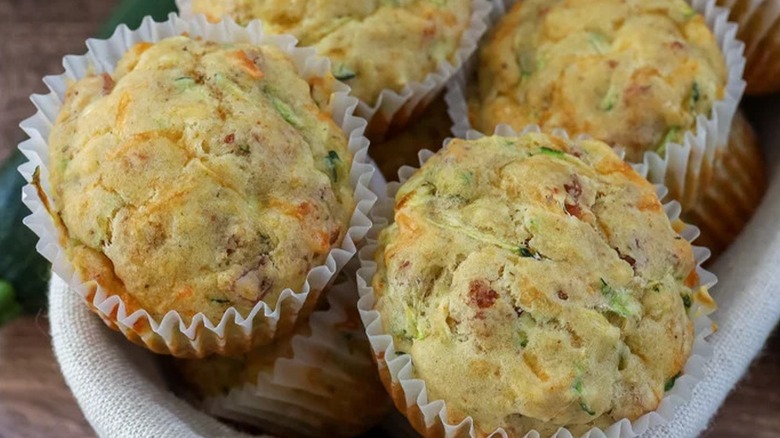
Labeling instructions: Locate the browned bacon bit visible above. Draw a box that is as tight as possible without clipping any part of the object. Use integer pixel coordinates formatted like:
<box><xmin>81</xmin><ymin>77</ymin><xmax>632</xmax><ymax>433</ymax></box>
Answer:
<box><xmin>670</xmin><ymin>41</ymin><xmax>684</xmax><ymax>50</ymax></box>
<box><xmin>557</xmin><ymin>290</ymin><xmax>569</xmax><ymax>300</ymax></box>
<box><xmin>329</xmin><ymin>228</ymin><xmax>341</xmax><ymax>245</ymax></box>
<box><xmin>260</xmin><ymin>278</ymin><xmax>273</xmax><ymax>293</ymax></box>
<box><xmin>225</xmin><ymin>133</ymin><xmax>235</xmax><ymax>144</ymax></box>
<box><xmin>422</xmin><ymin>23</ymin><xmax>436</xmax><ymax>39</ymax></box>
<box><xmin>565</xmin><ymin>201</ymin><xmax>584</xmax><ymax>218</ymax></box>
<box><xmin>470</xmin><ymin>280</ymin><xmax>499</xmax><ymax>309</ymax></box>
<box><xmin>564</xmin><ymin>176</ymin><xmax>582</xmax><ymax>201</ymax></box>
<box><xmin>564</xmin><ymin>176</ymin><xmax>585</xmax><ymax>218</ymax></box>
<box><xmin>101</xmin><ymin>73</ymin><xmax>115</xmax><ymax>94</ymax></box>
<box><xmin>399</xmin><ymin>260</ymin><xmax>411</xmax><ymax>270</ymax></box>
<box><xmin>607</xmin><ymin>60</ymin><xmax>618</xmax><ymax>69</ymax></box>
<box><xmin>619</xmin><ymin>253</ymin><xmax>637</xmax><ymax>269</ymax></box>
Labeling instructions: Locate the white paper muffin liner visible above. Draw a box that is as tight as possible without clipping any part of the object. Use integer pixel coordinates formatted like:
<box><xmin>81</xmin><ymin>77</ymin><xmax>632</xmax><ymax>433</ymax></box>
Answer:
<box><xmin>16</xmin><ymin>14</ymin><xmax>379</xmax><ymax>358</ymax></box>
<box><xmin>176</xmin><ymin>0</ymin><xmax>493</xmax><ymax>139</ymax></box>
<box><xmin>196</xmin><ymin>273</ymin><xmax>391</xmax><ymax>437</ymax></box>
<box><xmin>447</xmin><ymin>0</ymin><xmax>746</xmax><ymax>211</ymax></box>
<box><xmin>485</xmin><ymin>0</ymin><xmax>513</xmax><ymax>24</ymax></box>
<box><xmin>716</xmin><ymin>0</ymin><xmax>780</xmax><ymax>94</ymax></box>
<box><xmin>357</xmin><ymin>125</ymin><xmax>718</xmax><ymax>438</ymax></box>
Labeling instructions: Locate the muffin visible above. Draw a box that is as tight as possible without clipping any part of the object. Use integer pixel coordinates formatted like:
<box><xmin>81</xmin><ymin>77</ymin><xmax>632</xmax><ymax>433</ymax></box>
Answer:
<box><xmin>181</xmin><ymin>0</ymin><xmax>483</xmax><ymax>137</ymax></box>
<box><xmin>370</xmin><ymin>93</ymin><xmax>452</xmax><ymax>180</ymax></box>
<box><xmin>44</xmin><ymin>35</ymin><xmax>355</xmax><ymax>356</ymax></box>
<box><xmin>177</xmin><ymin>275</ymin><xmax>391</xmax><ymax>438</ymax></box>
<box><xmin>717</xmin><ymin>0</ymin><xmax>780</xmax><ymax>94</ymax></box>
<box><xmin>369</xmin><ymin>132</ymin><xmax>714</xmax><ymax>436</ymax></box>
<box><xmin>469</xmin><ymin>0</ymin><xmax>728</xmax><ymax>163</ymax></box>
<box><xmin>682</xmin><ymin>110</ymin><xmax>767</xmax><ymax>258</ymax></box>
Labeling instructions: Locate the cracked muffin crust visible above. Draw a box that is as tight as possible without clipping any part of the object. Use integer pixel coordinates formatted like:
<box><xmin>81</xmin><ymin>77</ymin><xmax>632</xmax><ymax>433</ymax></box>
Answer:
<box><xmin>469</xmin><ymin>0</ymin><xmax>727</xmax><ymax>162</ymax></box>
<box><xmin>190</xmin><ymin>0</ymin><xmax>473</xmax><ymax>106</ymax></box>
<box><xmin>372</xmin><ymin>133</ymin><xmax>710</xmax><ymax>435</ymax></box>
<box><xmin>47</xmin><ymin>36</ymin><xmax>354</xmax><ymax>324</ymax></box>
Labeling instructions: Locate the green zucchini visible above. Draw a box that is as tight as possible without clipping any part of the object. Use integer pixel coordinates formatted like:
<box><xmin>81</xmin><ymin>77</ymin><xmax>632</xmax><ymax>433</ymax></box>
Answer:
<box><xmin>0</xmin><ymin>150</ymin><xmax>51</xmax><ymax>316</ymax></box>
<box><xmin>98</xmin><ymin>0</ymin><xmax>178</xmax><ymax>39</ymax></box>
<box><xmin>0</xmin><ymin>281</ymin><xmax>22</xmax><ymax>325</ymax></box>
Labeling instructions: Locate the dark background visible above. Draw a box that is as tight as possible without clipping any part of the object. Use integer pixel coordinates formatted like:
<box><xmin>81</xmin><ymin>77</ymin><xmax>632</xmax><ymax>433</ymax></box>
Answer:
<box><xmin>0</xmin><ymin>1</ymin><xmax>777</xmax><ymax>437</ymax></box>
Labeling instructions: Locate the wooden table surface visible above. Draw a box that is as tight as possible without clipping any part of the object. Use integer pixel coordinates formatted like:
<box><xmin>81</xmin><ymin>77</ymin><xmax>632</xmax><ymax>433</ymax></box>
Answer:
<box><xmin>0</xmin><ymin>1</ymin><xmax>778</xmax><ymax>437</ymax></box>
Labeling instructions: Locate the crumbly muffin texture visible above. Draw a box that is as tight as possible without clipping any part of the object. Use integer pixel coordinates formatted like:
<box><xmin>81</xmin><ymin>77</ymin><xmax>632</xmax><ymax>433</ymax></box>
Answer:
<box><xmin>470</xmin><ymin>0</ymin><xmax>727</xmax><ymax>162</ymax></box>
<box><xmin>48</xmin><ymin>36</ymin><xmax>354</xmax><ymax>323</ymax></box>
<box><xmin>191</xmin><ymin>0</ymin><xmax>473</xmax><ymax>105</ymax></box>
<box><xmin>373</xmin><ymin>133</ymin><xmax>706</xmax><ymax>435</ymax></box>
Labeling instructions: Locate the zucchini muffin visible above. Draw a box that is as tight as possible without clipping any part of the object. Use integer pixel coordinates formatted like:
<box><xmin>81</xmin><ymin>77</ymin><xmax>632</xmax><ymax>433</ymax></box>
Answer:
<box><xmin>470</xmin><ymin>0</ymin><xmax>728</xmax><ymax>162</ymax></box>
<box><xmin>47</xmin><ymin>37</ymin><xmax>354</xmax><ymax>330</ymax></box>
<box><xmin>188</xmin><ymin>0</ymin><xmax>474</xmax><ymax>107</ymax></box>
<box><xmin>372</xmin><ymin>133</ymin><xmax>712</xmax><ymax>436</ymax></box>
<box><xmin>177</xmin><ymin>276</ymin><xmax>390</xmax><ymax>437</ymax></box>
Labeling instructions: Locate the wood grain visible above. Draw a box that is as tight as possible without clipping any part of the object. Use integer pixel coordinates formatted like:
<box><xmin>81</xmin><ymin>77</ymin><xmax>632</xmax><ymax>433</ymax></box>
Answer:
<box><xmin>0</xmin><ymin>1</ymin><xmax>777</xmax><ymax>437</ymax></box>
<box><xmin>0</xmin><ymin>317</ymin><xmax>94</xmax><ymax>438</ymax></box>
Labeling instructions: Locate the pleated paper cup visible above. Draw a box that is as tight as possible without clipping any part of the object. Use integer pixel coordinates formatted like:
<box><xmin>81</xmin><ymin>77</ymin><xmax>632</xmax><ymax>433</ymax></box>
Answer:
<box><xmin>370</xmin><ymin>93</ymin><xmax>453</xmax><ymax>181</ymax></box>
<box><xmin>680</xmin><ymin>110</ymin><xmax>767</xmax><ymax>258</ymax></box>
<box><xmin>486</xmin><ymin>0</ymin><xmax>514</xmax><ymax>23</ymax></box>
<box><xmin>381</xmin><ymin>409</ymin><xmax>424</xmax><ymax>438</ymax></box>
<box><xmin>448</xmin><ymin>0</ymin><xmax>747</xmax><ymax>217</ymax></box>
<box><xmin>357</xmin><ymin>125</ymin><xmax>718</xmax><ymax>438</ymax></box>
<box><xmin>176</xmin><ymin>0</ymin><xmax>493</xmax><ymax>140</ymax></box>
<box><xmin>177</xmin><ymin>273</ymin><xmax>391</xmax><ymax>438</ymax></box>
<box><xmin>17</xmin><ymin>14</ymin><xmax>378</xmax><ymax>358</ymax></box>
<box><xmin>717</xmin><ymin>0</ymin><xmax>780</xmax><ymax>94</ymax></box>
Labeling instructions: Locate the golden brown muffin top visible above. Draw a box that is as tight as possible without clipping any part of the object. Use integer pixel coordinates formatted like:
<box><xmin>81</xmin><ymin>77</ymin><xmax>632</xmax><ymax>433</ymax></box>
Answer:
<box><xmin>372</xmin><ymin>133</ymin><xmax>709</xmax><ymax>435</ymax></box>
<box><xmin>470</xmin><ymin>0</ymin><xmax>727</xmax><ymax>162</ymax></box>
<box><xmin>191</xmin><ymin>0</ymin><xmax>473</xmax><ymax>105</ymax></box>
<box><xmin>48</xmin><ymin>36</ymin><xmax>354</xmax><ymax>323</ymax></box>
